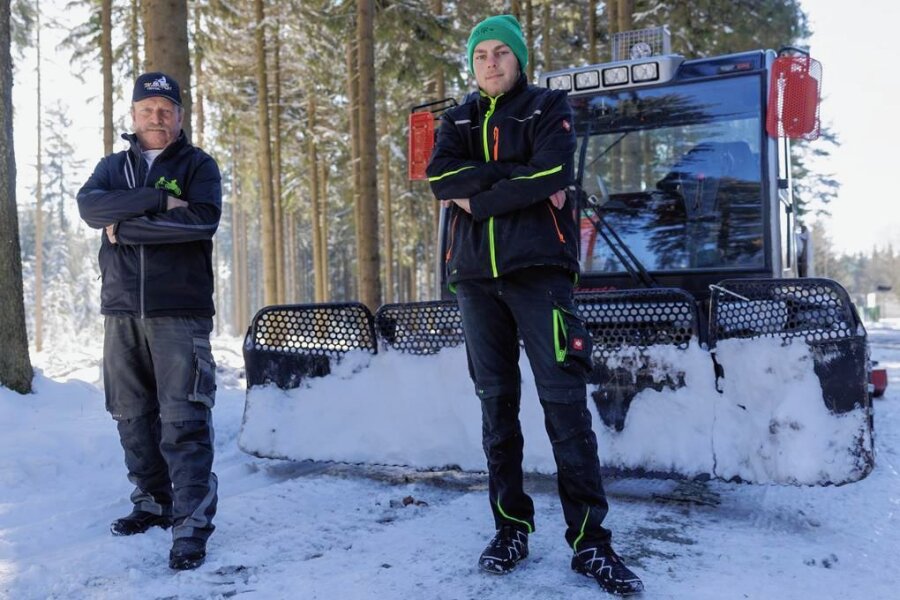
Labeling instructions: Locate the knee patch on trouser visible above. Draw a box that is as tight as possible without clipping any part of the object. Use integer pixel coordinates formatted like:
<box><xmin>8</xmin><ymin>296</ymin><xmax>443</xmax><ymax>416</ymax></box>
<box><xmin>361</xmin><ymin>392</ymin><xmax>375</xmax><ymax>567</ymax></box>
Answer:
<box><xmin>481</xmin><ymin>396</ymin><xmax>524</xmax><ymax>460</ymax></box>
<box><xmin>541</xmin><ymin>401</ymin><xmax>594</xmax><ymax>444</ymax></box>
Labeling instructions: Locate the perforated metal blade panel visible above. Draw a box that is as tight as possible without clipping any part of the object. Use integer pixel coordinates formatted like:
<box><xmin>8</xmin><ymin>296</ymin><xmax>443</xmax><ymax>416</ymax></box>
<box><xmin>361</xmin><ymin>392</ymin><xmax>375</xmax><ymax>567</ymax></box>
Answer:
<box><xmin>575</xmin><ymin>288</ymin><xmax>699</xmax><ymax>362</ymax></box>
<box><xmin>249</xmin><ymin>303</ymin><xmax>377</xmax><ymax>355</ymax></box>
<box><xmin>375</xmin><ymin>300</ymin><xmax>464</xmax><ymax>355</ymax></box>
<box><xmin>243</xmin><ymin>303</ymin><xmax>377</xmax><ymax>389</ymax></box>
<box><xmin>709</xmin><ymin>278</ymin><xmax>859</xmax><ymax>346</ymax></box>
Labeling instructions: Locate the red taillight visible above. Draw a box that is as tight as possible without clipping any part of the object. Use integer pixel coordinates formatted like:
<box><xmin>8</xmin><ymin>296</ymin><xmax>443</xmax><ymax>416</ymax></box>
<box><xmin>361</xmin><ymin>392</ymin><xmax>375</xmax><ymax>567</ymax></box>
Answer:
<box><xmin>766</xmin><ymin>55</ymin><xmax>822</xmax><ymax>140</ymax></box>
<box><xmin>872</xmin><ymin>368</ymin><xmax>888</xmax><ymax>398</ymax></box>
<box><xmin>408</xmin><ymin>111</ymin><xmax>435</xmax><ymax>181</ymax></box>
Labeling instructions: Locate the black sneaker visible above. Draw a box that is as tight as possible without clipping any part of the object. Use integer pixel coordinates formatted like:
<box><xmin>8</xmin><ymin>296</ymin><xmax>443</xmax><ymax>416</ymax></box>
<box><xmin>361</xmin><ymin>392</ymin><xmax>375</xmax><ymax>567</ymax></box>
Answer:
<box><xmin>110</xmin><ymin>510</ymin><xmax>172</xmax><ymax>536</ymax></box>
<box><xmin>478</xmin><ymin>524</ymin><xmax>529</xmax><ymax>574</ymax></box>
<box><xmin>169</xmin><ymin>537</ymin><xmax>207</xmax><ymax>570</ymax></box>
<box><xmin>571</xmin><ymin>544</ymin><xmax>644</xmax><ymax>595</ymax></box>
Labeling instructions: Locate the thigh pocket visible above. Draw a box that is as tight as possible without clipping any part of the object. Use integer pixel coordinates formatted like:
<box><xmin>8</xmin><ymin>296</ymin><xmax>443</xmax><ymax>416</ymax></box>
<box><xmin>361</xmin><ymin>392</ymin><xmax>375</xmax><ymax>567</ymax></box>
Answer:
<box><xmin>552</xmin><ymin>304</ymin><xmax>594</xmax><ymax>376</ymax></box>
<box><xmin>189</xmin><ymin>337</ymin><xmax>217</xmax><ymax>409</ymax></box>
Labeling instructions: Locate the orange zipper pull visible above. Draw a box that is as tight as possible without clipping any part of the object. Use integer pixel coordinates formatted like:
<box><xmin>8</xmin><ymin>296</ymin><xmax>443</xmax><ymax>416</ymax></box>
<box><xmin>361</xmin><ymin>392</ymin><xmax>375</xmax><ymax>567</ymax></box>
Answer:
<box><xmin>493</xmin><ymin>126</ymin><xmax>499</xmax><ymax>161</ymax></box>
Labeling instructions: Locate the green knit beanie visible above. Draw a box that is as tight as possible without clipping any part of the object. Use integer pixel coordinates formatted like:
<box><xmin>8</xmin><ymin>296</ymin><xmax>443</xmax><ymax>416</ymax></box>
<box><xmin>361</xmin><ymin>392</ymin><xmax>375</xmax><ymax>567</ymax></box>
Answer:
<box><xmin>467</xmin><ymin>15</ymin><xmax>528</xmax><ymax>75</ymax></box>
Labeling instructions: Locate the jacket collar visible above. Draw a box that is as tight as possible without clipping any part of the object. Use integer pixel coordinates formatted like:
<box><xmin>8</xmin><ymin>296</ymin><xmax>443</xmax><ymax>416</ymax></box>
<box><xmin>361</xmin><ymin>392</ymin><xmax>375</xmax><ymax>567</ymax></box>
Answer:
<box><xmin>477</xmin><ymin>71</ymin><xmax>529</xmax><ymax>106</ymax></box>
<box><xmin>121</xmin><ymin>130</ymin><xmax>188</xmax><ymax>161</ymax></box>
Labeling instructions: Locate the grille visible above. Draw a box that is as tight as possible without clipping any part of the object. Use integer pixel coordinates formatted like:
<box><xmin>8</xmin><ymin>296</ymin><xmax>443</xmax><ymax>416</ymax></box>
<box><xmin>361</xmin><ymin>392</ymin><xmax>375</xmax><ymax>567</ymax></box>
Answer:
<box><xmin>709</xmin><ymin>278</ymin><xmax>859</xmax><ymax>346</ymax></box>
<box><xmin>248</xmin><ymin>303</ymin><xmax>377</xmax><ymax>356</ymax></box>
<box><xmin>576</xmin><ymin>289</ymin><xmax>699</xmax><ymax>361</ymax></box>
<box><xmin>375</xmin><ymin>301</ymin><xmax>464</xmax><ymax>355</ymax></box>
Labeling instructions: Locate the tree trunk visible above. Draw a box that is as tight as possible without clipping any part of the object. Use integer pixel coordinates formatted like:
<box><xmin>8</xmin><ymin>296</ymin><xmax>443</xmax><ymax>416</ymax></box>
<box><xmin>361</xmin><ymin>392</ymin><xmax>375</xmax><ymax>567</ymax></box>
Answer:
<box><xmin>272</xmin><ymin>15</ymin><xmax>284</xmax><ymax>303</ymax></box>
<box><xmin>319</xmin><ymin>158</ymin><xmax>329</xmax><ymax>300</ymax></box>
<box><xmin>617</xmin><ymin>0</ymin><xmax>633</xmax><ymax>33</ymax></box>
<box><xmin>588</xmin><ymin>0</ymin><xmax>598</xmax><ymax>64</ymax></box>
<box><xmin>285</xmin><ymin>210</ymin><xmax>296</xmax><ymax>302</ymax></box>
<box><xmin>231</xmin><ymin>202</ymin><xmax>245</xmax><ymax>334</ymax></box>
<box><xmin>192</xmin><ymin>0</ymin><xmax>204</xmax><ymax>148</ymax></box>
<box><xmin>345</xmin><ymin>35</ymin><xmax>360</xmax><ymax>295</ymax></box>
<box><xmin>608</xmin><ymin>0</ymin><xmax>619</xmax><ymax>37</ymax></box>
<box><xmin>541</xmin><ymin>0</ymin><xmax>551</xmax><ymax>72</ymax></box>
<box><xmin>0</xmin><ymin>0</ymin><xmax>34</xmax><ymax>393</ymax></box>
<box><xmin>34</xmin><ymin>2</ymin><xmax>43</xmax><ymax>353</ymax></box>
<box><xmin>356</xmin><ymin>0</ymin><xmax>381</xmax><ymax>309</ymax></box>
<box><xmin>131</xmin><ymin>0</ymin><xmax>140</xmax><ymax>78</ymax></box>
<box><xmin>252</xmin><ymin>0</ymin><xmax>276</xmax><ymax>305</ymax></box>
<box><xmin>101</xmin><ymin>0</ymin><xmax>113</xmax><ymax>155</ymax></box>
<box><xmin>381</xmin><ymin>120</ymin><xmax>393</xmax><ymax>304</ymax></box>
<box><xmin>141</xmin><ymin>0</ymin><xmax>191</xmax><ymax>140</ymax></box>
<box><xmin>308</xmin><ymin>96</ymin><xmax>325</xmax><ymax>303</ymax></box>
<box><xmin>525</xmin><ymin>0</ymin><xmax>534</xmax><ymax>82</ymax></box>
<box><xmin>430</xmin><ymin>0</ymin><xmax>444</xmax><ymax>299</ymax></box>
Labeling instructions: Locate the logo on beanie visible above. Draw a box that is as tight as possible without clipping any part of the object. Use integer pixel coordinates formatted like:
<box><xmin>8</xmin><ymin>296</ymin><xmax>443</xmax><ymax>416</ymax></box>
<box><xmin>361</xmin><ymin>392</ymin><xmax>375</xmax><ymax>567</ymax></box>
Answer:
<box><xmin>144</xmin><ymin>76</ymin><xmax>174</xmax><ymax>93</ymax></box>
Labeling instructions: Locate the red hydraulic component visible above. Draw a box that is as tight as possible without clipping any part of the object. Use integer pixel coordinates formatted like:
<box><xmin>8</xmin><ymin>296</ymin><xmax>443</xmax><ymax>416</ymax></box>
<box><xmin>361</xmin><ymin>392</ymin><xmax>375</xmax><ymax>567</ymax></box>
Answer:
<box><xmin>766</xmin><ymin>55</ymin><xmax>822</xmax><ymax>140</ymax></box>
<box><xmin>871</xmin><ymin>368</ymin><xmax>888</xmax><ymax>399</ymax></box>
<box><xmin>408</xmin><ymin>111</ymin><xmax>435</xmax><ymax>181</ymax></box>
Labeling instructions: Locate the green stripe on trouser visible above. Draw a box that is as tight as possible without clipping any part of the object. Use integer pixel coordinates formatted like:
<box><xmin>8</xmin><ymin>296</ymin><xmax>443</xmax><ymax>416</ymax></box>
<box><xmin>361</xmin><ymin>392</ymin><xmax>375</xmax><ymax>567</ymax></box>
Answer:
<box><xmin>496</xmin><ymin>500</ymin><xmax>534</xmax><ymax>533</ymax></box>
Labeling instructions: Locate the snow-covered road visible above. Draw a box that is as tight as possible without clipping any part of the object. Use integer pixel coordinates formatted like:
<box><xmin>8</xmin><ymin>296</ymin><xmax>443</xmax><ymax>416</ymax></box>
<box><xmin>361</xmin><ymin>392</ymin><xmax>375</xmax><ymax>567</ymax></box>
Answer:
<box><xmin>1</xmin><ymin>321</ymin><xmax>898</xmax><ymax>599</ymax></box>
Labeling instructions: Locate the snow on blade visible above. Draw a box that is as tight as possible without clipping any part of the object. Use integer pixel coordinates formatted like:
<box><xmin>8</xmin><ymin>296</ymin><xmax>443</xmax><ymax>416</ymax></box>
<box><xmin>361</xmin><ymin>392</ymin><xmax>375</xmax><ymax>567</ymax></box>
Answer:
<box><xmin>240</xmin><ymin>336</ymin><xmax>868</xmax><ymax>484</ymax></box>
<box><xmin>713</xmin><ymin>337</ymin><xmax>871</xmax><ymax>484</ymax></box>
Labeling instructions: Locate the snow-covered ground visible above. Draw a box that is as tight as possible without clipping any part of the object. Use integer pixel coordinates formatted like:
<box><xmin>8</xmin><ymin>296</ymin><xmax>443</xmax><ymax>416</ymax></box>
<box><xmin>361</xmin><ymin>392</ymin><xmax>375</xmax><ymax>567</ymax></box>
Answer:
<box><xmin>1</xmin><ymin>321</ymin><xmax>899</xmax><ymax>599</ymax></box>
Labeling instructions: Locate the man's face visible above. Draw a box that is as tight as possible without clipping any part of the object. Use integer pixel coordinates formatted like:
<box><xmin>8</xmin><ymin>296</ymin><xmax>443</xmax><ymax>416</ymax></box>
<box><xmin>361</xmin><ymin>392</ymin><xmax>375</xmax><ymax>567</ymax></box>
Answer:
<box><xmin>131</xmin><ymin>97</ymin><xmax>182</xmax><ymax>150</ymax></box>
<box><xmin>473</xmin><ymin>40</ymin><xmax>520</xmax><ymax>98</ymax></box>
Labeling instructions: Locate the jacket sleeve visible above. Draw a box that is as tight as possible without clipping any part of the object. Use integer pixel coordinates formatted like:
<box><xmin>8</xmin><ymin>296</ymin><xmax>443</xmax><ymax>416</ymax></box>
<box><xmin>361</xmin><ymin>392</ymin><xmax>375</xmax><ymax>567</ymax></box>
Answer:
<box><xmin>426</xmin><ymin>113</ymin><xmax>517</xmax><ymax>199</ymax></box>
<box><xmin>468</xmin><ymin>91</ymin><xmax>575</xmax><ymax>221</ymax></box>
<box><xmin>115</xmin><ymin>154</ymin><xmax>222</xmax><ymax>245</ymax></box>
<box><xmin>77</xmin><ymin>155</ymin><xmax>167</xmax><ymax>228</ymax></box>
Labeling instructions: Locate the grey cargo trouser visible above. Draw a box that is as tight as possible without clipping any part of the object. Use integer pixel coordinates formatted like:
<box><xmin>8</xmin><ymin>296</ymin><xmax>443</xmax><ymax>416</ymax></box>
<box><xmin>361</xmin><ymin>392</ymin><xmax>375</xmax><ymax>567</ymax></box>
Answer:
<box><xmin>103</xmin><ymin>316</ymin><xmax>218</xmax><ymax>542</ymax></box>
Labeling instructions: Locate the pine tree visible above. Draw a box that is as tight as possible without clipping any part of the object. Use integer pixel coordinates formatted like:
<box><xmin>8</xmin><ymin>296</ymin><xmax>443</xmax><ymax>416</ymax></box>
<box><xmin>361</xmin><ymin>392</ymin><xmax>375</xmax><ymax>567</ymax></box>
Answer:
<box><xmin>0</xmin><ymin>0</ymin><xmax>34</xmax><ymax>393</ymax></box>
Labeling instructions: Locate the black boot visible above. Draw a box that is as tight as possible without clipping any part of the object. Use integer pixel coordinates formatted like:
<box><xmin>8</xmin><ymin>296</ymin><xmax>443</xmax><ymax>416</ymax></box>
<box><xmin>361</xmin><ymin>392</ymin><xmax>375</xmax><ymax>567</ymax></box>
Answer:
<box><xmin>110</xmin><ymin>509</ymin><xmax>172</xmax><ymax>536</ymax></box>
<box><xmin>571</xmin><ymin>544</ymin><xmax>644</xmax><ymax>595</ymax></box>
<box><xmin>478</xmin><ymin>524</ymin><xmax>529</xmax><ymax>574</ymax></box>
<box><xmin>169</xmin><ymin>537</ymin><xmax>207</xmax><ymax>570</ymax></box>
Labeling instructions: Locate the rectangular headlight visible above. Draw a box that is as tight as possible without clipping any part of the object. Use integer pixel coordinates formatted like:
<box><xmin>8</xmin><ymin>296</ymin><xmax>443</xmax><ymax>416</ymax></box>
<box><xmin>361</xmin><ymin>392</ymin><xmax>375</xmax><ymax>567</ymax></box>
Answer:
<box><xmin>601</xmin><ymin>66</ymin><xmax>628</xmax><ymax>87</ymax></box>
<box><xmin>574</xmin><ymin>70</ymin><xmax>600</xmax><ymax>90</ymax></box>
<box><xmin>546</xmin><ymin>74</ymin><xmax>572</xmax><ymax>91</ymax></box>
<box><xmin>631</xmin><ymin>62</ymin><xmax>659</xmax><ymax>82</ymax></box>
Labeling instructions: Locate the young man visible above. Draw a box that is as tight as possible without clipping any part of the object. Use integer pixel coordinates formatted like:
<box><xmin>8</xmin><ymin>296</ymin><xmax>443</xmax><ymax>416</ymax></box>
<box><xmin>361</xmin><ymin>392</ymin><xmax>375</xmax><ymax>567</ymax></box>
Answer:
<box><xmin>77</xmin><ymin>72</ymin><xmax>221</xmax><ymax>571</ymax></box>
<box><xmin>426</xmin><ymin>15</ymin><xmax>644</xmax><ymax>595</ymax></box>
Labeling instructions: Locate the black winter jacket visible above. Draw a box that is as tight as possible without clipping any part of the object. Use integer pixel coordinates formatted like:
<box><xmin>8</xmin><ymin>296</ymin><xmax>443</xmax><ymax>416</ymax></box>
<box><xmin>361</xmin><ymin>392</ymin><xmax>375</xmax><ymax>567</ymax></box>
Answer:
<box><xmin>77</xmin><ymin>132</ymin><xmax>221</xmax><ymax>317</ymax></box>
<box><xmin>426</xmin><ymin>75</ymin><xmax>578</xmax><ymax>284</ymax></box>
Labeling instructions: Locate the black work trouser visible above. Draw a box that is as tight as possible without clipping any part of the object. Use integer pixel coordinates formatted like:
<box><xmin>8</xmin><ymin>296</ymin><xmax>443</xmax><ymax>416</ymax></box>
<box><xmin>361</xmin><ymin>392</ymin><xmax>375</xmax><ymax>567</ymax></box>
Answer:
<box><xmin>455</xmin><ymin>267</ymin><xmax>611</xmax><ymax>550</ymax></box>
<box><xmin>104</xmin><ymin>316</ymin><xmax>218</xmax><ymax>542</ymax></box>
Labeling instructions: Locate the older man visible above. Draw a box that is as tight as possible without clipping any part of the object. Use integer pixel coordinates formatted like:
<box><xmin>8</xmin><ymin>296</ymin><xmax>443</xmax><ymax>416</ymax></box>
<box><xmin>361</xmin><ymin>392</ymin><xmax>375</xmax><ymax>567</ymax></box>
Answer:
<box><xmin>426</xmin><ymin>16</ymin><xmax>644</xmax><ymax>595</ymax></box>
<box><xmin>77</xmin><ymin>72</ymin><xmax>221</xmax><ymax>571</ymax></box>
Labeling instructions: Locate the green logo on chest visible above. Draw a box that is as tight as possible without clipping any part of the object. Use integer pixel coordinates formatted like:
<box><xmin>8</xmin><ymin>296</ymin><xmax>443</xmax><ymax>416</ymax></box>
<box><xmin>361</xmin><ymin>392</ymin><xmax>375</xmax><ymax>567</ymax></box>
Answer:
<box><xmin>154</xmin><ymin>176</ymin><xmax>182</xmax><ymax>197</ymax></box>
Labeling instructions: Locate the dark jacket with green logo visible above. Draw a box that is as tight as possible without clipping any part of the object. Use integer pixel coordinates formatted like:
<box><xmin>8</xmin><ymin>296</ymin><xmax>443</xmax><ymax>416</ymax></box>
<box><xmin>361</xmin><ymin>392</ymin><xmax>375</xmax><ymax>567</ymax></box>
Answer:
<box><xmin>426</xmin><ymin>75</ymin><xmax>578</xmax><ymax>284</ymax></box>
<box><xmin>77</xmin><ymin>131</ymin><xmax>221</xmax><ymax>317</ymax></box>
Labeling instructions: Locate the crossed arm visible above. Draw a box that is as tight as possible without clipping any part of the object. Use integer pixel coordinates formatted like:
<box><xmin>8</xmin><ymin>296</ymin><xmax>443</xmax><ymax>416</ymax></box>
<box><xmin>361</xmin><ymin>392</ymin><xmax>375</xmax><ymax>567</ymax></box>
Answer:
<box><xmin>426</xmin><ymin>91</ymin><xmax>576</xmax><ymax>219</ymax></box>
<box><xmin>77</xmin><ymin>154</ymin><xmax>222</xmax><ymax>245</ymax></box>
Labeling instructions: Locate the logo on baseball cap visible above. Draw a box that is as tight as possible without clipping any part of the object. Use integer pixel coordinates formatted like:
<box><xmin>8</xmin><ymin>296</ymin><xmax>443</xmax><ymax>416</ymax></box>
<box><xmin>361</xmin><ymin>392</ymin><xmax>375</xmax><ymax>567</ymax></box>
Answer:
<box><xmin>133</xmin><ymin>72</ymin><xmax>182</xmax><ymax>106</ymax></box>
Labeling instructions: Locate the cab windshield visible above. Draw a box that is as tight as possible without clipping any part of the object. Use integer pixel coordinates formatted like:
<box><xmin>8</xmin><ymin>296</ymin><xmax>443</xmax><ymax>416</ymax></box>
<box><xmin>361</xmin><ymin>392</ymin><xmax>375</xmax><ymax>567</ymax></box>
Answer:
<box><xmin>572</xmin><ymin>74</ymin><xmax>766</xmax><ymax>274</ymax></box>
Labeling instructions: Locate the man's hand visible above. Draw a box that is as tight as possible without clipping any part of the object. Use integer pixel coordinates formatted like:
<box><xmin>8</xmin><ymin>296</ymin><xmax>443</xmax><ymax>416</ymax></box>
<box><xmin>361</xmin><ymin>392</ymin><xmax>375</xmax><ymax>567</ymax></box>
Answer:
<box><xmin>440</xmin><ymin>198</ymin><xmax>471</xmax><ymax>214</ymax></box>
<box><xmin>167</xmin><ymin>195</ymin><xmax>189</xmax><ymax>210</ymax></box>
<box><xmin>549</xmin><ymin>189</ymin><xmax>566</xmax><ymax>210</ymax></box>
<box><xmin>105</xmin><ymin>224</ymin><xmax>117</xmax><ymax>244</ymax></box>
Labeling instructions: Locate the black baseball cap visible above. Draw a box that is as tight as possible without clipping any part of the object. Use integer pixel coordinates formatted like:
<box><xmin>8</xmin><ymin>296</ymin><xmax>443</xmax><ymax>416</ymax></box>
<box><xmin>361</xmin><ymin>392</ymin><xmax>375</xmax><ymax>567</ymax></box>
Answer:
<box><xmin>132</xmin><ymin>72</ymin><xmax>182</xmax><ymax>106</ymax></box>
